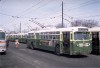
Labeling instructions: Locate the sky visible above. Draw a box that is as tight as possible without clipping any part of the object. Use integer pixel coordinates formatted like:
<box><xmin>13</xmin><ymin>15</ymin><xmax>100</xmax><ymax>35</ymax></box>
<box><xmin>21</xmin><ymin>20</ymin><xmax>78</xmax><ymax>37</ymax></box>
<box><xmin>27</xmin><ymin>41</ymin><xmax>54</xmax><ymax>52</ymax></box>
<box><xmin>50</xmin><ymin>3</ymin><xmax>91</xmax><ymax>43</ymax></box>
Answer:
<box><xmin>0</xmin><ymin>0</ymin><xmax>100</xmax><ymax>32</ymax></box>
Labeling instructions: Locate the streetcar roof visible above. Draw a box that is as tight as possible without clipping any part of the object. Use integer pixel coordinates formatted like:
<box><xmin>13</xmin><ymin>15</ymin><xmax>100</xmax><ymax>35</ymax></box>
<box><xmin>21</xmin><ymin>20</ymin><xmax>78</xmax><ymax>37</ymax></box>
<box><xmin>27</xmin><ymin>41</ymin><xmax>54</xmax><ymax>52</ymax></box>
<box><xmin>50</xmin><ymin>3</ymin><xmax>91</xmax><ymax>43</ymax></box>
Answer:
<box><xmin>28</xmin><ymin>26</ymin><xmax>88</xmax><ymax>33</ymax></box>
<box><xmin>89</xmin><ymin>27</ymin><xmax>100</xmax><ymax>32</ymax></box>
<box><xmin>8</xmin><ymin>33</ymin><xmax>28</xmax><ymax>36</ymax></box>
<box><xmin>17</xmin><ymin>33</ymin><xmax>28</xmax><ymax>35</ymax></box>
<box><xmin>0</xmin><ymin>28</ymin><xmax>5</xmax><ymax>32</ymax></box>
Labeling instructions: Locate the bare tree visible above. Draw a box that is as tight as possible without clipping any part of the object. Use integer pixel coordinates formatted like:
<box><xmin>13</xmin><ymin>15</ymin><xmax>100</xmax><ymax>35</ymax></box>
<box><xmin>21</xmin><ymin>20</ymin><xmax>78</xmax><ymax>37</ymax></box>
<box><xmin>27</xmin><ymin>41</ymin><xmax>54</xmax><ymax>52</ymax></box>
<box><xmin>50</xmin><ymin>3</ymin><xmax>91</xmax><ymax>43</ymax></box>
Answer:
<box><xmin>71</xmin><ymin>19</ymin><xmax>99</xmax><ymax>28</ymax></box>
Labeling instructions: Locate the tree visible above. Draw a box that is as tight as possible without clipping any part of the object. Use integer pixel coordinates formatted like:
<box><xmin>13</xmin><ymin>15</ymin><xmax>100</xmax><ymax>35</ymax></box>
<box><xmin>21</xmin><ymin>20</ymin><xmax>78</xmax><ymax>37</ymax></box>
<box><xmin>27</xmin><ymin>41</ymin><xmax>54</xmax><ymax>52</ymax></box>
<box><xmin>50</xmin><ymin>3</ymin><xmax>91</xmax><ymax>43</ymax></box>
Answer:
<box><xmin>71</xmin><ymin>19</ymin><xmax>99</xmax><ymax>28</ymax></box>
<box><xmin>55</xmin><ymin>23</ymin><xmax>65</xmax><ymax>28</ymax></box>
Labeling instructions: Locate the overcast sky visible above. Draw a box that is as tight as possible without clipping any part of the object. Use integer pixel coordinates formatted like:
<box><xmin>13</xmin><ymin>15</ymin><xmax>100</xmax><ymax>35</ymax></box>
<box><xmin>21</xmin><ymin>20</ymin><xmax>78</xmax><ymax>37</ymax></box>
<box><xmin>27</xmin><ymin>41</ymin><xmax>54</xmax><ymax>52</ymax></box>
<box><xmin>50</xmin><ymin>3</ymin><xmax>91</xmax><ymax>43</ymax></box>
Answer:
<box><xmin>0</xmin><ymin>0</ymin><xmax>100</xmax><ymax>32</ymax></box>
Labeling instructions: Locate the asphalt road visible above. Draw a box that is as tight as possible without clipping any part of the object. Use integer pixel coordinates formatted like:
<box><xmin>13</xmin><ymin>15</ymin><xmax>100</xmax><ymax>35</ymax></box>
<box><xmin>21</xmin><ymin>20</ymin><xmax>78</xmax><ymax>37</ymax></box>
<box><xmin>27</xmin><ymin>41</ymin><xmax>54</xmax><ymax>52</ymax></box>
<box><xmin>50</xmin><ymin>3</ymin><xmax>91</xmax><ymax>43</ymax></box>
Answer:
<box><xmin>0</xmin><ymin>42</ymin><xmax>100</xmax><ymax>68</ymax></box>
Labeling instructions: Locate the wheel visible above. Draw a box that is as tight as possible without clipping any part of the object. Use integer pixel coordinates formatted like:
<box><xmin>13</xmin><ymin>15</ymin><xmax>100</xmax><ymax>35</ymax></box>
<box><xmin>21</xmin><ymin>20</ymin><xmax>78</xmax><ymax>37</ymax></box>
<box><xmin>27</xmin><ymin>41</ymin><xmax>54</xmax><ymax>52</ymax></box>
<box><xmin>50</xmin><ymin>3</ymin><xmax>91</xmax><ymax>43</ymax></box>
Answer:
<box><xmin>3</xmin><ymin>51</ymin><xmax>6</xmax><ymax>55</ymax></box>
<box><xmin>31</xmin><ymin>42</ymin><xmax>35</xmax><ymax>50</ymax></box>
<box><xmin>55</xmin><ymin>45</ymin><xmax>60</xmax><ymax>56</ymax></box>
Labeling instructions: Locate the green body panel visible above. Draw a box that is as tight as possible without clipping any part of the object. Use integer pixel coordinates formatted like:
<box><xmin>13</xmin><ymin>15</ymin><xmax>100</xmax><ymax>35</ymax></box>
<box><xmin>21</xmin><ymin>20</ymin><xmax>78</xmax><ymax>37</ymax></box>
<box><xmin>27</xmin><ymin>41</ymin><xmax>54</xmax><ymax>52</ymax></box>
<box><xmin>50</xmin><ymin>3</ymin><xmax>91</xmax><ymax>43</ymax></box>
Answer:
<box><xmin>62</xmin><ymin>42</ymin><xmax>70</xmax><ymax>54</ymax></box>
<box><xmin>27</xmin><ymin>38</ymin><xmax>33</xmax><ymax>48</ymax></box>
<box><xmin>18</xmin><ymin>38</ymin><xmax>27</xmax><ymax>43</ymax></box>
<box><xmin>22</xmin><ymin>38</ymin><xmax>27</xmax><ymax>43</ymax></box>
<box><xmin>27</xmin><ymin>38</ymin><xmax>91</xmax><ymax>55</ymax></box>
<box><xmin>8</xmin><ymin>38</ymin><xmax>27</xmax><ymax>44</ymax></box>
<box><xmin>27</xmin><ymin>38</ymin><xmax>55</xmax><ymax>51</ymax></box>
<box><xmin>18</xmin><ymin>38</ymin><xmax>21</xmax><ymax>43</ymax></box>
<box><xmin>37</xmin><ymin>45</ymin><xmax>55</xmax><ymax>51</ymax></box>
<box><xmin>70</xmin><ymin>41</ymin><xmax>92</xmax><ymax>55</ymax></box>
<box><xmin>8</xmin><ymin>38</ymin><xmax>15</xmax><ymax>42</ymax></box>
<box><xmin>8</xmin><ymin>37</ymin><xmax>92</xmax><ymax>55</ymax></box>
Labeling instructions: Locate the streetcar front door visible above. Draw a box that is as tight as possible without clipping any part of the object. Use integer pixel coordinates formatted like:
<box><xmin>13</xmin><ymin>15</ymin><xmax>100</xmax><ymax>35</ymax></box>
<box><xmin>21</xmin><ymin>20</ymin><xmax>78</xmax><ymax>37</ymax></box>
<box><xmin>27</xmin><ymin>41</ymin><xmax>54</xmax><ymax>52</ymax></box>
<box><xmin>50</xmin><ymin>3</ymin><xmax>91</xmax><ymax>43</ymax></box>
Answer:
<box><xmin>35</xmin><ymin>33</ymin><xmax>40</xmax><ymax>47</ymax></box>
<box><xmin>63</xmin><ymin>32</ymin><xmax>70</xmax><ymax>53</ymax></box>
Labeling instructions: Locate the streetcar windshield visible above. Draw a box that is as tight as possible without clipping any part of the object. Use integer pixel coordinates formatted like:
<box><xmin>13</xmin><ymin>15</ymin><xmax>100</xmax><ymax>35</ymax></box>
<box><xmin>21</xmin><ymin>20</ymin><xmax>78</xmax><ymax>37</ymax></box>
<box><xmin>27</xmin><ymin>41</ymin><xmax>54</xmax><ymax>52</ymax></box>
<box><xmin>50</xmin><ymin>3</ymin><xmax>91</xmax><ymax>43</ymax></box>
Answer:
<box><xmin>74</xmin><ymin>32</ymin><xmax>89</xmax><ymax>40</ymax></box>
<box><xmin>0</xmin><ymin>32</ymin><xmax>5</xmax><ymax>40</ymax></box>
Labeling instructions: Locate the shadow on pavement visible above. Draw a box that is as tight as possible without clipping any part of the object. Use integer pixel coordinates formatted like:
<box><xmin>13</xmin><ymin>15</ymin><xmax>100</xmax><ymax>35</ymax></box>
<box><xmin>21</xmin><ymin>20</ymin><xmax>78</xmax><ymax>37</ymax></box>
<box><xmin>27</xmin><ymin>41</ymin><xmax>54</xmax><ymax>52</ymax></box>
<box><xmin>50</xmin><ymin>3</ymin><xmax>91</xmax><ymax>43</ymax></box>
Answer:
<box><xmin>62</xmin><ymin>54</ymin><xmax>88</xmax><ymax>58</ymax></box>
<box><xmin>29</xmin><ymin>48</ymin><xmax>88</xmax><ymax>58</ymax></box>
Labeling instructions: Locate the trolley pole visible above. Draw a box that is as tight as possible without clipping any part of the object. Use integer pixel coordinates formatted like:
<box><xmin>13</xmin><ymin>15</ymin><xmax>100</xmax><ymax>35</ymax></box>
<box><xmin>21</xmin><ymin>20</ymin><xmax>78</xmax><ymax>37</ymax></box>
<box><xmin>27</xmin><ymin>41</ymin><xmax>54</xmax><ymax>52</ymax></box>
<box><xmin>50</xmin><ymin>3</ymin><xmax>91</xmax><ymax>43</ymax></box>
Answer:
<box><xmin>62</xmin><ymin>1</ymin><xmax>64</xmax><ymax>28</ymax></box>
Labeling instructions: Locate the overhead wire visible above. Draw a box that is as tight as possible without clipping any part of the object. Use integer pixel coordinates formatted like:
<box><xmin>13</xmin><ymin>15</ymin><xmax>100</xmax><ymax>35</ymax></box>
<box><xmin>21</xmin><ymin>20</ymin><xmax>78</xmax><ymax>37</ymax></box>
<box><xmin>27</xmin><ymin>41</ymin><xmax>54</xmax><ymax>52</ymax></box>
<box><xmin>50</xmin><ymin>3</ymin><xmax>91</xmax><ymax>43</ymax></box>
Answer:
<box><xmin>63</xmin><ymin>0</ymin><xmax>100</xmax><ymax>21</ymax></box>
<box><xmin>19</xmin><ymin>0</ymin><xmax>55</xmax><ymax>17</ymax></box>
<box><xmin>25</xmin><ymin>23</ymin><xmax>33</xmax><ymax>31</ymax></box>
<box><xmin>0</xmin><ymin>12</ymin><xmax>62</xmax><ymax>23</ymax></box>
<box><xmin>1</xmin><ymin>0</ymin><xmax>61</xmax><ymax>31</ymax></box>
<box><xmin>64</xmin><ymin>0</ymin><xmax>92</xmax><ymax>11</ymax></box>
<box><xmin>51</xmin><ymin>0</ymin><xmax>97</xmax><ymax>20</ymax></box>
<box><xmin>65</xmin><ymin>0</ymin><xmax>100</xmax><ymax>12</ymax></box>
<box><xmin>0</xmin><ymin>12</ymin><xmax>13</xmax><ymax>16</ymax></box>
<box><xmin>76</xmin><ymin>15</ymin><xmax>100</xmax><ymax>18</ymax></box>
<box><xmin>4</xmin><ymin>0</ymin><xmax>99</xmax><ymax>31</ymax></box>
<box><xmin>7</xmin><ymin>0</ymin><xmax>61</xmax><ymax>29</ymax></box>
<box><xmin>4</xmin><ymin>0</ymin><xmax>45</xmax><ymax>30</ymax></box>
<box><xmin>7</xmin><ymin>0</ymin><xmax>54</xmax><ymax>27</ymax></box>
<box><xmin>17</xmin><ymin>0</ymin><xmax>43</xmax><ymax>16</ymax></box>
<box><xmin>0</xmin><ymin>0</ymin><xmax>6</xmax><ymax>8</ymax></box>
<box><xmin>16</xmin><ymin>14</ymin><xmax>61</xmax><ymax>19</ymax></box>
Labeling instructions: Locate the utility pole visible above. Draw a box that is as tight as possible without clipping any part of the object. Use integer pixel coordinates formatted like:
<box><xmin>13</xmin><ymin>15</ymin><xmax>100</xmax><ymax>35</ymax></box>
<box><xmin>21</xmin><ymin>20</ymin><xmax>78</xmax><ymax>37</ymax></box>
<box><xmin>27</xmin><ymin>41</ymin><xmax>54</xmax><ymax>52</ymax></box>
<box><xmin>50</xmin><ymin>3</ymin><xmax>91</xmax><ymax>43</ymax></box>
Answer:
<box><xmin>20</xmin><ymin>22</ymin><xmax>21</xmax><ymax>33</ymax></box>
<box><xmin>62</xmin><ymin>1</ymin><xmax>64</xmax><ymax>28</ymax></box>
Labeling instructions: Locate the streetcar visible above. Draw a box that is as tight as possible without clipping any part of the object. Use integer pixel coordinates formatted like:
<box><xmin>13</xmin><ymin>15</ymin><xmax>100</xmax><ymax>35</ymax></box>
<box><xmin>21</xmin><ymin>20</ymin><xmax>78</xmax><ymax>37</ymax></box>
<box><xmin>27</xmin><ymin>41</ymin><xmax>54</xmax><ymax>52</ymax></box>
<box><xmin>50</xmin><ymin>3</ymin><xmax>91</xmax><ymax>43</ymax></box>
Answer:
<box><xmin>0</xmin><ymin>28</ymin><xmax>6</xmax><ymax>54</ymax></box>
<box><xmin>7</xmin><ymin>34</ymin><xmax>17</xmax><ymax>42</ymax></box>
<box><xmin>89</xmin><ymin>27</ymin><xmax>100</xmax><ymax>54</ymax></box>
<box><xmin>7</xmin><ymin>33</ymin><xmax>28</xmax><ymax>43</ymax></box>
<box><xmin>17</xmin><ymin>33</ymin><xmax>28</xmax><ymax>43</ymax></box>
<box><xmin>27</xmin><ymin>27</ymin><xmax>92</xmax><ymax>55</ymax></box>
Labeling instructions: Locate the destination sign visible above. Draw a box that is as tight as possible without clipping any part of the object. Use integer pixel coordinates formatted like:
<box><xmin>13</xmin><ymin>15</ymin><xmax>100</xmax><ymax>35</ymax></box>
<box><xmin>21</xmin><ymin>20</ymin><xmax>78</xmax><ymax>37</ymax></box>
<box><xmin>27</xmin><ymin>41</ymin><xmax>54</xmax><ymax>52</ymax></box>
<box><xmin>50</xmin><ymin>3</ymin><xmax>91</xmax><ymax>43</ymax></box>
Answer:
<box><xmin>78</xmin><ymin>28</ymin><xmax>88</xmax><ymax>31</ymax></box>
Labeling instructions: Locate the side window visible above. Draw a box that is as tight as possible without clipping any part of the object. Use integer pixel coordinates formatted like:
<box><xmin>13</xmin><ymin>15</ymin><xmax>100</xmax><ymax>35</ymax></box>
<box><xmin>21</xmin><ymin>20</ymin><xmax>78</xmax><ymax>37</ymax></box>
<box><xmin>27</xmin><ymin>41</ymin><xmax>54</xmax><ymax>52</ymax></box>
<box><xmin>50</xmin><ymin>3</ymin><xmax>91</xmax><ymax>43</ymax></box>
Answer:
<box><xmin>52</xmin><ymin>35</ymin><xmax>55</xmax><ymax>39</ymax></box>
<box><xmin>49</xmin><ymin>35</ymin><xmax>52</xmax><ymax>39</ymax></box>
<box><xmin>55</xmin><ymin>35</ymin><xmax>60</xmax><ymax>39</ymax></box>
<box><xmin>67</xmin><ymin>32</ymin><xmax>70</xmax><ymax>41</ymax></box>
<box><xmin>63</xmin><ymin>32</ymin><xmax>70</xmax><ymax>41</ymax></box>
<box><xmin>46</xmin><ymin>35</ymin><xmax>48</xmax><ymax>39</ymax></box>
<box><xmin>92</xmin><ymin>32</ymin><xmax>98</xmax><ymax>38</ymax></box>
<box><xmin>70</xmin><ymin>32</ymin><xmax>73</xmax><ymax>40</ymax></box>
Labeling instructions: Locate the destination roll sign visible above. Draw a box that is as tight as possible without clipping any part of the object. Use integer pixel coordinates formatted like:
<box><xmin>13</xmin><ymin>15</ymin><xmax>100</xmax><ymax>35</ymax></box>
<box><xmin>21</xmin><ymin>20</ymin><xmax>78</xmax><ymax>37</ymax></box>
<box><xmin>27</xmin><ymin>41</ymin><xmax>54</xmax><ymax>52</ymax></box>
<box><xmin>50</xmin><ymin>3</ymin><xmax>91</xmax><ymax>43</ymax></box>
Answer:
<box><xmin>78</xmin><ymin>28</ymin><xmax>88</xmax><ymax>31</ymax></box>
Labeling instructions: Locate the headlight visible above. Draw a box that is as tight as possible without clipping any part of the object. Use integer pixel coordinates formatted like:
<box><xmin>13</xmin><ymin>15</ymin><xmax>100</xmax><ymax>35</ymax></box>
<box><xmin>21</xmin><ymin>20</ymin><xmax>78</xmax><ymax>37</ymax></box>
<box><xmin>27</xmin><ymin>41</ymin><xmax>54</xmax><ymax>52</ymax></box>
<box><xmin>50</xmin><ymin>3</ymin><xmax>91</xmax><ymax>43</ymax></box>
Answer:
<box><xmin>77</xmin><ymin>43</ymin><xmax>90</xmax><ymax>47</ymax></box>
<box><xmin>85</xmin><ymin>43</ymin><xmax>90</xmax><ymax>46</ymax></box>
<box><xmin>77</xmin><ymin>43</ymin><xmax>84</xmax><ymax>47</ymax></box>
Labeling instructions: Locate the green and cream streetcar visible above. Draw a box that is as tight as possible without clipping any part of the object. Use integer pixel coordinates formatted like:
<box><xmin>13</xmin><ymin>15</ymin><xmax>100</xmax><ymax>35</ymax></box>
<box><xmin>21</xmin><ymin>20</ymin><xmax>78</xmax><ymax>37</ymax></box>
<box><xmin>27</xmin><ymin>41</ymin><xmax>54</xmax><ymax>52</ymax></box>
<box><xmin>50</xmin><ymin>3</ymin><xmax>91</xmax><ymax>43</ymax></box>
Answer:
<box><xmin>27</xmin><ymin>26</ymin><xmax>92</xmax><ymax>55</ymax></box>
<box><xmin>7</xmin><ymin>33</ymin><xmax>28</xmax><ymax>43</ymax></box>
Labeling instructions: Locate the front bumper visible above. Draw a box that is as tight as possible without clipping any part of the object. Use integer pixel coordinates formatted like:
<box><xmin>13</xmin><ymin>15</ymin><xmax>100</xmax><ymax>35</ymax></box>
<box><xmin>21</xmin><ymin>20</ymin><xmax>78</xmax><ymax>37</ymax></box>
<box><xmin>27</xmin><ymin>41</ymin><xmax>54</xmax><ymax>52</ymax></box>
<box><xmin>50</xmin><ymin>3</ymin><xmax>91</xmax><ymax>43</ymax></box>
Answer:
<box><xmin>0</xmin><ymin>48</ymin><xmax>6</xmax><ymax>52</ymax></box>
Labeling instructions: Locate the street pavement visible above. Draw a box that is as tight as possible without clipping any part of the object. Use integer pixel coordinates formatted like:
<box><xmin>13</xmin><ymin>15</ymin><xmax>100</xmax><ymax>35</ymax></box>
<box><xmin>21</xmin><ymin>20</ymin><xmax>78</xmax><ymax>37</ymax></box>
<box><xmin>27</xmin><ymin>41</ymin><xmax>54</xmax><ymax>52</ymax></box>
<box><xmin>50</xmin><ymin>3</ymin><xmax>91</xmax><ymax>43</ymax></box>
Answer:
<box><xmin>0</xmin><ymin>42</ymin><xmax>100</xmax><ymax>68</ymax></box>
